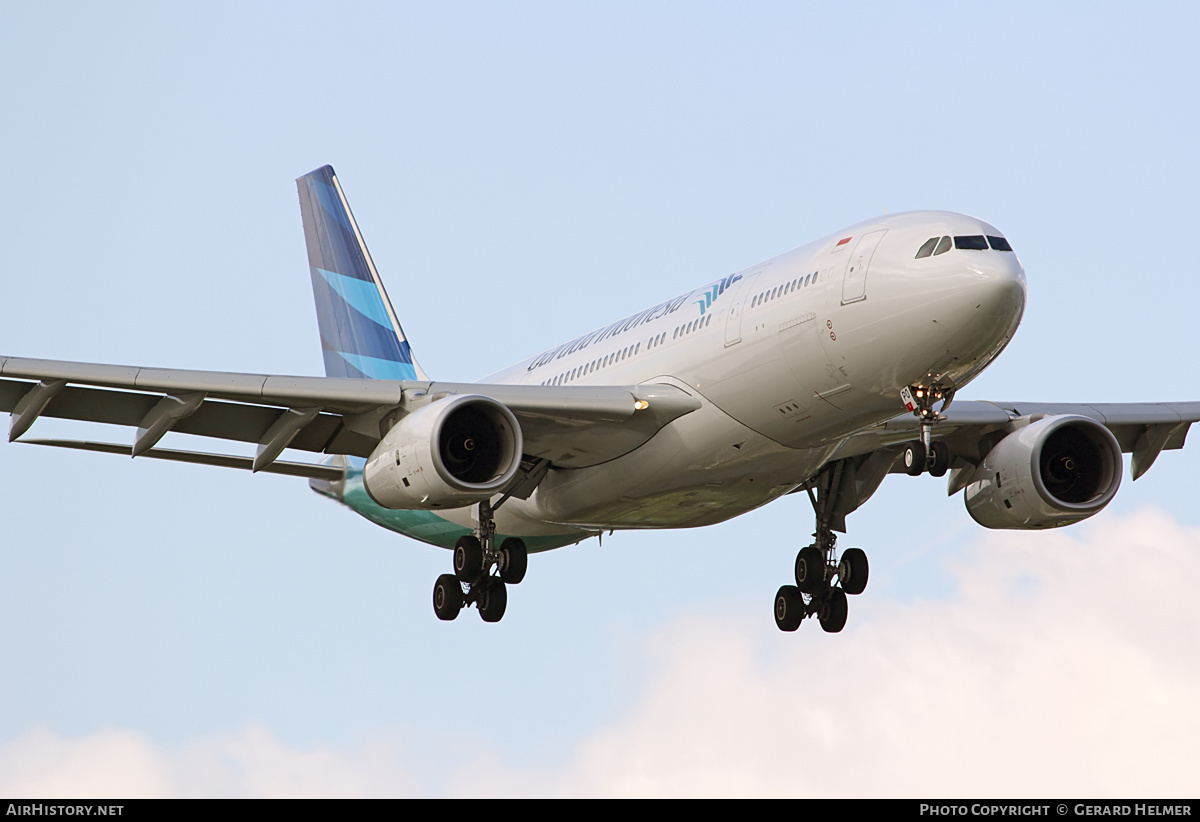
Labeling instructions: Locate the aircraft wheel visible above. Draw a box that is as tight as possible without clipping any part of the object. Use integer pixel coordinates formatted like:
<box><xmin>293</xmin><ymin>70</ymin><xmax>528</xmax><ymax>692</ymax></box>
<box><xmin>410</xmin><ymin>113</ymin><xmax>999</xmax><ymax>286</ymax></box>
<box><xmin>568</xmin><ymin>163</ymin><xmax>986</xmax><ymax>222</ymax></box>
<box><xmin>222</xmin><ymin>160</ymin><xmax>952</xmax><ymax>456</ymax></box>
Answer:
<box><xmin>903</xmin><ymin>441</ymin><xmax>926</xmax><ymax>476</ymax></box>
<box><xmin>794</xmin><ymin>545</ymin><xmax>825</xmax><ymax>595</ymax></box>
<box><xmin>819</xmin><ymin>588</ymin><xmax>848</xmax><ymax>633</ymax></box>
<box><xmin>774</xmin><ymin>585</ymin><xmax>804</xmax><ymax>632</ymax></box>
<box><xmin>478</xmin><ymin>578</ymin><xmax>507</xmax><ymax>623</ymax></box>
<box><xmin>928</xmin><ymin>441</ymin><xmax>950</xmax><ymax>478</ymax></box>
<box><xmin>433</xmin><ymin>574</ymin><xmax>463</xmax><ymax>621</ymax></box>
<box><xmin>454</xmin><ymin>535</ymin><xmax>484</xmax><ymax>582</ymax></box>
<box><xmin>498</xmin><ymin>537</ymin><xmax>528</xmax><ymax>584</ymax></box>
<box><xmin>838</xmin><ymin>548</ymin><xmax>869</xmax><ymax>596</ymax></box>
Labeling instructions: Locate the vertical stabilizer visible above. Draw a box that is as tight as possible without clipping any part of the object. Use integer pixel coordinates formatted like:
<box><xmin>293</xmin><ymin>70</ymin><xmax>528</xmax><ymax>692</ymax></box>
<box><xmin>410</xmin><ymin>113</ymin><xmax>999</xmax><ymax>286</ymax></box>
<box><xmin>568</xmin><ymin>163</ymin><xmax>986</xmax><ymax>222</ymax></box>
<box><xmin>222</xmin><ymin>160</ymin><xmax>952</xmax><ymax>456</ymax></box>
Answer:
<box><xmin>296</xmin><ymin>165</ymin><xmax>428</xmax><ymax>380</ymax></box>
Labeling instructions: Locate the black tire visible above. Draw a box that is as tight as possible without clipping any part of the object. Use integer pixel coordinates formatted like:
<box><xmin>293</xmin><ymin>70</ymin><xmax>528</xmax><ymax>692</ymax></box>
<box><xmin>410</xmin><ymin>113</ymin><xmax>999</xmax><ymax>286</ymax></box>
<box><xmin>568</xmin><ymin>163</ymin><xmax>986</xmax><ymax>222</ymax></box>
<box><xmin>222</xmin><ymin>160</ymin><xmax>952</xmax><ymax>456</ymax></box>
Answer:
<box><xmin>838</xmin><ymin>547</ymin><xmax>869</xmax><ymax>596</ymax></box>
<box><xmin>433</xmin><ymin>574</ymin><xmax>463</xmax><ymax>621</ymax></box>
<box><xmin>454</xmin><ymin>535</ymin><xmax>484</xmax><ymax>582</ymax></box>
<box><xmin>498</xmin><ymin>537</ymin><xmax>528</xmax><ymax>584</ymax></box>
<box><xmin>478</xmin><ymin>578</ymin><xmax>507</xmax><ymax>623</ymax></box>
<box><xmin>819</xmin><ymin>588</ymin><xmax>848</xmax><ymax>633</ymax></box>
<box><xmin>928</xmin><ymin>441</ymin><xmax>950</xmax><ymax>478</ymax></box>
<box><xmin>774</xmin><ymin>585</ymin><xmax>804</xmax><ymax>632</ymax></box>
<box><xmin>794</xmin><ymin>545</ymin><xmax>825</xmax><ymax>595</ymax></box>
<box><xmin>903</xmin><ymin>441</ymin><xmax>926</xmax><ymax>476</ymax></box>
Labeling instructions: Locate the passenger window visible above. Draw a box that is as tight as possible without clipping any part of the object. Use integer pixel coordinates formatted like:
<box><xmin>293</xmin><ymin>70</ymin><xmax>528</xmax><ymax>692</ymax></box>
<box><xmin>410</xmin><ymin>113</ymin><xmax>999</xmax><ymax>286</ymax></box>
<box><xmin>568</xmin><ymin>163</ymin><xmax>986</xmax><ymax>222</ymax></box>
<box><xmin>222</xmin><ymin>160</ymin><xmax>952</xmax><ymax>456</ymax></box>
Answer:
<box><xmin>987</xmin><ymin>235</ymin><xmax>1013</xmax><ymax>251</ymax></box>
<box><xmin>915</xmin><ymin>237</ymin><xmax>939</xmax><ymax>258</ymax></box>
<box><xmin>954</xmin><ymin>235</ymin><xmax>988</xmax><ymax>250</ymax></box>
<box><xmin>933</xmin><ymin>236</ymin><xmax>952</xmax><ymax>256</ymax></box>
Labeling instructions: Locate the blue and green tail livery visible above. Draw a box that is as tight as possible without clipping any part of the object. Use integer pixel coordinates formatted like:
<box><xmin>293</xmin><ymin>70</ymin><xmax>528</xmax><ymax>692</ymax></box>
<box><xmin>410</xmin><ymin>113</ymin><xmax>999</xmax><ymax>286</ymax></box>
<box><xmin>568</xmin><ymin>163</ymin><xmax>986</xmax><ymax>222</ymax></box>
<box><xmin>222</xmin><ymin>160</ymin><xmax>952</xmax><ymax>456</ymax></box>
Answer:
<box><xmin>296</xmin><ymin>165</ymin><xmax>427</xmax><ymax>381</ymax></box>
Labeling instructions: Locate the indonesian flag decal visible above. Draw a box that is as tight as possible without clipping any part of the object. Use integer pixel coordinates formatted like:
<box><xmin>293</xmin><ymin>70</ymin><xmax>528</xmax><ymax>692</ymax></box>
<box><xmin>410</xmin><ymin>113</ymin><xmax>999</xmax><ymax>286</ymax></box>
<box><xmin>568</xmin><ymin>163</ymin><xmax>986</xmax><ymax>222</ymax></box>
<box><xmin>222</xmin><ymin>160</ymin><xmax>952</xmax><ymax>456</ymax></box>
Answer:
<box><xmin>836</xmin><ymin>236</ymin><xmax>852</xmax><ymax>247</ymax></box>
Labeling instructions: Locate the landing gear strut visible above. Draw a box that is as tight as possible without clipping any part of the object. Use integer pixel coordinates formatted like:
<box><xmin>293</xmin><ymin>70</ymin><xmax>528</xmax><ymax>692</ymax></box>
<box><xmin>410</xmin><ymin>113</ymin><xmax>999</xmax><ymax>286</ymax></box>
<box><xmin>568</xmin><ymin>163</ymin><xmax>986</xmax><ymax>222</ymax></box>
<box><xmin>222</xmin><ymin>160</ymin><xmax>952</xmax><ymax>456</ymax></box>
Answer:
<box><xmin>901</xmin><ymin>383</ymin><xmax>953</xmax><ymax>477</ymax></box>
<box><xmin>774</xmin><ymin>460</ymin><xmax>870</xmax><ymax>634</ymax></box>
<box><xmin>432</xmin><ymin>497</ymin><xmax>528</xmax><ymax>623</ymax></box>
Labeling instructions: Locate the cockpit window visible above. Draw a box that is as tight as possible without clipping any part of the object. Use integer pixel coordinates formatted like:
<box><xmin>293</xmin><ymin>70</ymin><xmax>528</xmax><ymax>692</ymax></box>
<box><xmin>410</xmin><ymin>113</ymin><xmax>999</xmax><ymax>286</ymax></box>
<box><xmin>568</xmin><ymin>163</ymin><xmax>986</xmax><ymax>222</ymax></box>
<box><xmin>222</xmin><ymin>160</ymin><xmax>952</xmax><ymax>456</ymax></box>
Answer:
<box><xmin>915</xmin><ymin>237</ymin><xmax>939</xmax><ymax>258</ymax></box>
<box><xmin>987</xmin><ymin>235</ymin><xmax>1013</xmax><ymax>252</ymax></box>
<box><xmin>954</xmin><ymin>235</ymin><xmax>988</xmax><ymax>250</ymax></box>
<box><xmin>933</xmin><ymin>236</ymin><xmax>951</xmax><ymax>256</ymax></box>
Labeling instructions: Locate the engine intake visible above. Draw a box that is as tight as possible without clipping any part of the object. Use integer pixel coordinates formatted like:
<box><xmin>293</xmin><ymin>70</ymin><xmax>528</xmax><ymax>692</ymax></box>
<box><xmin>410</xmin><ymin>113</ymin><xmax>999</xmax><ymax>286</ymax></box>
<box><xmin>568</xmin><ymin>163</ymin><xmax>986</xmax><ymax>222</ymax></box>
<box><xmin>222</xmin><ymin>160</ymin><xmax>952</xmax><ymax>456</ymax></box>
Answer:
<box><xmin>363</xmin><ymin>394</ymin><xmax>523</xmax><ymax>510</ymax></box>
<box><xmin>964</xmin><ymin>415</ymin><xmax>1122</xmax><ymax>529</ymax></box>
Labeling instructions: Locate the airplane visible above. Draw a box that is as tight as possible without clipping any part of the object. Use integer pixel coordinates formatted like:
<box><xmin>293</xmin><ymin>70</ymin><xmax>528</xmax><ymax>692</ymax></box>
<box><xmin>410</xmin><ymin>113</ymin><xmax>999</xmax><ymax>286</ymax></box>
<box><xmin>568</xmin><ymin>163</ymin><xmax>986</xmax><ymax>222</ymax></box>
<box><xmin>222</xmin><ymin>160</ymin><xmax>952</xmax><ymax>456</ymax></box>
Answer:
<box><xmin>3</xmin><ymin>165</ymin><xmax>1197</xmax><ymax>633</ymax></box>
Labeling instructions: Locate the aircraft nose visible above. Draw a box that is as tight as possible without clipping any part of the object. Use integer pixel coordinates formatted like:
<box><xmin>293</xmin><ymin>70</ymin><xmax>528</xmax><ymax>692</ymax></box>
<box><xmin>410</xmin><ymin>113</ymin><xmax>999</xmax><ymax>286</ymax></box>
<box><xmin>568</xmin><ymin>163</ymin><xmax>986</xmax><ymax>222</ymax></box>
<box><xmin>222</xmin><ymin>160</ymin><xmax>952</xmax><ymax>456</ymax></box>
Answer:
<box><xmin>932</xmin><ymin>249</ymin><xmax>1027</xmax><ymax>366</ymax></box>
<box><xmin>964</xmin><ymin>251</ymin><xmax>1026</xmax><ymax>326</ymax></box>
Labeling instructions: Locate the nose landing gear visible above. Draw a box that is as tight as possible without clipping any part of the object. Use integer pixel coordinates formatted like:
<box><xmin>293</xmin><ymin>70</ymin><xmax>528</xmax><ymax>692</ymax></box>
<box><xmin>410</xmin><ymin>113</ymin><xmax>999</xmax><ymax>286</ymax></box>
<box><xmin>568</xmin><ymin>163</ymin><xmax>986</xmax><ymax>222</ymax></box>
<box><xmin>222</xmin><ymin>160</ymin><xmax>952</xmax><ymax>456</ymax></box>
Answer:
<box><xmin>901</xmin><ymin>383</ymin><xmax>953</xmax><ymax>477</ymax></box>
<box><xmin>432</xmin><ymin>498</ymin><xmax>528</xmax><ymax>623</ymax></box>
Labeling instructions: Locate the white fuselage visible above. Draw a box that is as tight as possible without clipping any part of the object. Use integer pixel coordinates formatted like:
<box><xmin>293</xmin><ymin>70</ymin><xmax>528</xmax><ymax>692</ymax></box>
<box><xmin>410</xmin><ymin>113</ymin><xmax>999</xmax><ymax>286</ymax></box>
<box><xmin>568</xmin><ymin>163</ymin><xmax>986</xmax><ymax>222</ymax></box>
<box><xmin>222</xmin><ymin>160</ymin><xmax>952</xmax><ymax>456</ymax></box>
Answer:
<box><xmin>345</xmin><ymin>211</ymin><xmax>1026</xmax><ymax>547</ymax></box>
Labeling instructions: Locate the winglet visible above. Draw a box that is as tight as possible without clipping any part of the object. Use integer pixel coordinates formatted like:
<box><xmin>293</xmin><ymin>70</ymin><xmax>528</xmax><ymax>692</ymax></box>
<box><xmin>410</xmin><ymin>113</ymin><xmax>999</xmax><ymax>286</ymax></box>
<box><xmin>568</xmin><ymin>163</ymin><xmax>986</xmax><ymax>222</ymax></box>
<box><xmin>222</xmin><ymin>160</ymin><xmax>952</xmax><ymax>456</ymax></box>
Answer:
<box><xmin>296</xmin><ymin>165</ymin><xmax>428</xmax><ymax>381</ymax></box>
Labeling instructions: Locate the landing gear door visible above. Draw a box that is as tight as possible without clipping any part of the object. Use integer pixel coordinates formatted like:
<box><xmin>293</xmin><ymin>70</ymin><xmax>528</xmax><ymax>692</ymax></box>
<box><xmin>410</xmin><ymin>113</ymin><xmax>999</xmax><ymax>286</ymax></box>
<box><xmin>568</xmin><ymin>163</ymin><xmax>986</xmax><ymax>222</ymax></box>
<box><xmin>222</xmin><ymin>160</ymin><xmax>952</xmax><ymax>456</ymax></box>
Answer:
<box><xmin>724</xmin><ymin>271</ymin><xmax>760</xmax><ymax>347</ymax></box>
<box><xmin>841</xmin><ymin>230</ymin><xmax>886</xmax><ymax>305</ymax></box>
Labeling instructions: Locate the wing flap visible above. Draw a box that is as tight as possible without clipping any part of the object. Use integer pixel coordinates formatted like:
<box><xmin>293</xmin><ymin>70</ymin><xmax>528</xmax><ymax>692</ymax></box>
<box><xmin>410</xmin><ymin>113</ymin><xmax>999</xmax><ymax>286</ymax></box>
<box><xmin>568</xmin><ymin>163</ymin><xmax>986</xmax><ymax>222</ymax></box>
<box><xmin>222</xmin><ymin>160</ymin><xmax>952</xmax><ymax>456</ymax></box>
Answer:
<box><xmin>21</xmin><ymin>438</ymin><xmax>343</xmax><ymax>480</ymax></box>
<box><xmin>0</xmin><ymin>379</ymin><xmax>354</xmax><ymax>454</ymax></box>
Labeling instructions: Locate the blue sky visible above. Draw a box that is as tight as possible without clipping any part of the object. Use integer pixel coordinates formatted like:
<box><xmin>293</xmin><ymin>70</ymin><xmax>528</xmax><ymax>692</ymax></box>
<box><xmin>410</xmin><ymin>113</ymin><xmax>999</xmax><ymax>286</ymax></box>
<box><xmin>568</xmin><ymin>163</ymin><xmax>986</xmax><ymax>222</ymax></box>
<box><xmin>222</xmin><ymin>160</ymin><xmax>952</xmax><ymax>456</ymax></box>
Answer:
<box><xmin>2</xmin><ymin>1</ymin><xmax>1199</xmax><ymax>796</ymax></box>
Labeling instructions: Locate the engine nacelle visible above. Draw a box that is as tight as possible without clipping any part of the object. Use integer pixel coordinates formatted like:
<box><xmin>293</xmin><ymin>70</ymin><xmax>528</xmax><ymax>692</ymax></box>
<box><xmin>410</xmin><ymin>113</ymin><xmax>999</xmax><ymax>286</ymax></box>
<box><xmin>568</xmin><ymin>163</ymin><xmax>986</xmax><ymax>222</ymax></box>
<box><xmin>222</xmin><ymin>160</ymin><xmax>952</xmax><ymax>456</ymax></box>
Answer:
<box><xmin>363</xmin><ymin>394</ymin><xmax>523</xmax><ymax>510</ymax></box>
<box><xmin>964</xmin><ymin>415</ymin><xmax>1122</xmax><ymax>529</ymax></box>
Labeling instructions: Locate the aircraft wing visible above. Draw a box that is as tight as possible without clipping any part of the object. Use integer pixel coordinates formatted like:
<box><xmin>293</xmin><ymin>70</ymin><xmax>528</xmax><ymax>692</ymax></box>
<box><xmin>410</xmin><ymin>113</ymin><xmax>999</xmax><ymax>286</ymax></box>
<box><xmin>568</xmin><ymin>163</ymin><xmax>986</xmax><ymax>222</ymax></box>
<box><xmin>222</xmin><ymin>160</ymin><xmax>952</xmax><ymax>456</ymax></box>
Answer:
<box><xmin>0</xmin><ymin>356</ymin><xmax>701</xmax><ymax>476</ymax></box>
<box><xmin>779</xmin><ymin>399</ymin><xmax>1200</xmax><ymax>535</ymax></box>
<box><xmin>833</xmin><ymin>399</ymin><xmax>1200</xmax><ymax>491</ymax></box>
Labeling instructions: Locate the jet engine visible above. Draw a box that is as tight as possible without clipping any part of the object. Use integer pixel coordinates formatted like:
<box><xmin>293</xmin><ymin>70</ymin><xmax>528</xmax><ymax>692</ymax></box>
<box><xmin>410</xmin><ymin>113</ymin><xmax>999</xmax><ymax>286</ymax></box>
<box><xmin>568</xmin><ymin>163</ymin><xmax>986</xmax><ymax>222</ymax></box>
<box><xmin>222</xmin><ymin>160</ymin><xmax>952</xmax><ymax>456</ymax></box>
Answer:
<box><xmin>363</xmin><ymin>394</ymin><xmax>523</xmax><ymax>510</ymax></box>
<box><xmin>963</xmin><ymin>415</ymin><xmax>1122</xmax><ymax>529</ymax></box>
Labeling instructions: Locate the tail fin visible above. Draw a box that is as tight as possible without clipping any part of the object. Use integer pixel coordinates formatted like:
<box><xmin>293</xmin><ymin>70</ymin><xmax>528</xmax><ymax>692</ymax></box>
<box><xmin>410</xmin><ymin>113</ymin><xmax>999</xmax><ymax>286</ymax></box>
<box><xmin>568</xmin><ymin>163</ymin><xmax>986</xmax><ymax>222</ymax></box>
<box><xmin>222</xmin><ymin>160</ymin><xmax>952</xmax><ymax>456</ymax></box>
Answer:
<box><xmin>296</xmin><ymin>165</ymin><xmax>428</xmax><ymax>381</ymax></box>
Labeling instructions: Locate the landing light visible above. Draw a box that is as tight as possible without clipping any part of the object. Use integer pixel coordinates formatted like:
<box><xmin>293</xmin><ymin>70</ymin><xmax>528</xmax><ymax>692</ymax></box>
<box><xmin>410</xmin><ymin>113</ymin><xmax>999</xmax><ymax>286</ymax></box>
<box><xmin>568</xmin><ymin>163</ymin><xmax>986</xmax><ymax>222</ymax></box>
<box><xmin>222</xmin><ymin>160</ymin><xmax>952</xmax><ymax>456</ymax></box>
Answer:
<box><xmin>634</xmin><ymin>400</ymin><xmax>650</xmax><ymax>411</ymax></box>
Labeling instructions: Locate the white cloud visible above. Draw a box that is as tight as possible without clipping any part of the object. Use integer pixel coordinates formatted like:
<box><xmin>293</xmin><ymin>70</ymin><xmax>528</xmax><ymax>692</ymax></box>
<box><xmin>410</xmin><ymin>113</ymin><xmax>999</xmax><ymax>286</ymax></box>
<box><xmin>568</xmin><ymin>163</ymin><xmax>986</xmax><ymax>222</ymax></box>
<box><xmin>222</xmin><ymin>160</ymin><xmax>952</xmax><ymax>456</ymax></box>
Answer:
<box><xmin>0</xmin><ymin>726</ymin><xmax>414</xmax><ymax>798</ymax></box>
<box><xmin>468</xmin><ymin>507</ymin><xmax>1200</xmax><ymax>797</ymax></box>
<box><xmin>0</xmin><ymin>727</ymin><xmax>172</xmax><ymax>798</ymax></box>
<box><xmin>4</xmin><ymin>508</ymin><xmax>1200</xmax><ymax>797</ymax></box>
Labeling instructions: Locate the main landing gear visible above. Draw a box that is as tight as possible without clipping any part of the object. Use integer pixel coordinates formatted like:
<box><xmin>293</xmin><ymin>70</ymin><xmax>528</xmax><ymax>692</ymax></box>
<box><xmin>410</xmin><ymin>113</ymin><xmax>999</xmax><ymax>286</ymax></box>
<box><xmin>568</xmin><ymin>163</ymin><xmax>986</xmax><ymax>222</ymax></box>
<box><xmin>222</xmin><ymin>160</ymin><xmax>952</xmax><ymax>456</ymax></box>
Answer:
<box><xmin>432</xmin><ymin>498</ymin><xmax>528</xmax><ymax>623</ymax></box>
<box><xmin>774</xmin><ymin>460</ymin><xmax>870</xmax><ymax>634</ymax></box>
